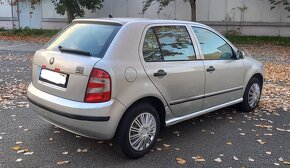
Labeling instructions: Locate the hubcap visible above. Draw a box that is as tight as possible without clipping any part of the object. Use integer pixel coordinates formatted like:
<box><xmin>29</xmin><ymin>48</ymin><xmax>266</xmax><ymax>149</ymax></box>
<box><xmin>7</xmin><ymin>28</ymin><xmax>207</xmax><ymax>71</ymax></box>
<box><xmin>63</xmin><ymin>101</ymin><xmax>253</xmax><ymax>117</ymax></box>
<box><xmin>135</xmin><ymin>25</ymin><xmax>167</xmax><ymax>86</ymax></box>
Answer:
<box><xmin>248</xmin><ymin>83</ymin><xmax>261</xmax><ymax>108</ymax></box>
<box><xmin>129</xmin><ymin>113</ymin><xmax>156</xmax><ymax>151</ymax></box>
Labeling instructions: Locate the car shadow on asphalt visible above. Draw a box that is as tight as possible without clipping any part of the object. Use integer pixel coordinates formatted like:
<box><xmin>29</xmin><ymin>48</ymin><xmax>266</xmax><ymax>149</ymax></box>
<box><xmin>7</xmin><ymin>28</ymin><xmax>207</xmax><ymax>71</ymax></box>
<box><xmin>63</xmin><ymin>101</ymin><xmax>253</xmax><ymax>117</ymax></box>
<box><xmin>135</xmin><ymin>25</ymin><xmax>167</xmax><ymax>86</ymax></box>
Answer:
<box><xmin>41</xmin><ymin>107</ymin><xmax>242</xmax><ymax>163</ymax></box>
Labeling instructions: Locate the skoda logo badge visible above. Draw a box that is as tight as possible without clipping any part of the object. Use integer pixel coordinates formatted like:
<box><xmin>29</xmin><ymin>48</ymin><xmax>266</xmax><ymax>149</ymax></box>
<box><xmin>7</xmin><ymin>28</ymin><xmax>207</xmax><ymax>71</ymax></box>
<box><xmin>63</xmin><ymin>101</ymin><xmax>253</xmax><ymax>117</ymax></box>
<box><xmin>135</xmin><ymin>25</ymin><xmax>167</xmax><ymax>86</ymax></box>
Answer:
<box><xmin>49</xmin><ymin>57</ymin><xmax>55</xmax><ymax>65</ymax></box>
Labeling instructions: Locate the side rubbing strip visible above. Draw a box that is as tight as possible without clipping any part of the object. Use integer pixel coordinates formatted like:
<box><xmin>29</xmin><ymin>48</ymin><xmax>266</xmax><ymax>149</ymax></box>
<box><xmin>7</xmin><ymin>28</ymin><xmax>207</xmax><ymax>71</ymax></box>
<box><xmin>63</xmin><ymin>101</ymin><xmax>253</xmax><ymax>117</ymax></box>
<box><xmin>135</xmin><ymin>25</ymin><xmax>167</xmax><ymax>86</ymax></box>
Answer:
<box><xmin>169</xmin><ymin>86</ymin><xmax>243</xmax><ymax>106</ymax></box>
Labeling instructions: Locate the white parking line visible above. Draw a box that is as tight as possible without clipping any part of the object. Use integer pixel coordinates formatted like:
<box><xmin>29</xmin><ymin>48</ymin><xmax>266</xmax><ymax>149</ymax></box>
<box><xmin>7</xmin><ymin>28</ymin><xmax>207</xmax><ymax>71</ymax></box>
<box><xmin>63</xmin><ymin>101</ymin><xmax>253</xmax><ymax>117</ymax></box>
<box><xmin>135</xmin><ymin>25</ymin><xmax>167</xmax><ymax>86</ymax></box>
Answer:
<box><xmin>0</xmin><ymin>43</ymin><xmax>29</xmax><ymax>50</ymax></box>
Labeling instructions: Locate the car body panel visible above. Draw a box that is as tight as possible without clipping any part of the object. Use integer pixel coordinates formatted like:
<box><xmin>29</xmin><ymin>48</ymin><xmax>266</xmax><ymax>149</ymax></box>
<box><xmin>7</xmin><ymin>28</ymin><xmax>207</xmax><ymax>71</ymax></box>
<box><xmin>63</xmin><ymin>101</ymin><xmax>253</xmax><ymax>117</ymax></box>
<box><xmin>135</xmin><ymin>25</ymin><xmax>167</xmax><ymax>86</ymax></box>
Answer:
<box><xmin>32</xmin><ymin>49</ymin><xmax>101</xmax><ymax>101</ymax></box>
<box><xmin>202</xmin><ymin>59</ymin><xmax>244</xmax><ymax>109</ymax></box>
<box><xmin>27</xmin><ymin>18</ymin><xmax>264</xmax><ymax>140</ymax></box>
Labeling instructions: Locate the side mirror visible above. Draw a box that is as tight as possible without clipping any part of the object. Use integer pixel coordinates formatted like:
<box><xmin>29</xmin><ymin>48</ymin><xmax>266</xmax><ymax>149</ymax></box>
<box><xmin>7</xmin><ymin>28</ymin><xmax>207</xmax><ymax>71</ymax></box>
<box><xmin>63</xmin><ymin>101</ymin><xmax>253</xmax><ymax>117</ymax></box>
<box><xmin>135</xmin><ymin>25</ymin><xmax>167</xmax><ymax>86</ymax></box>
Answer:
<box><xmin>236</xmin><ymin>50</ymin><xmax>245</xmax><ymax>59</ymax></box>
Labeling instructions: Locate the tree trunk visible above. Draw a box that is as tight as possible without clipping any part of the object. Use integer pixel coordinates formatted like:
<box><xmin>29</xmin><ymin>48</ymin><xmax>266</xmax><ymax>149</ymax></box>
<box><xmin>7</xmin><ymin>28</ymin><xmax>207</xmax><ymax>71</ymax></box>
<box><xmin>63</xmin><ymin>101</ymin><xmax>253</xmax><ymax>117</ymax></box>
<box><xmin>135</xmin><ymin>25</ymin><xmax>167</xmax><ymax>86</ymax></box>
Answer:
<box><xmin>189</xmin><ymin>0</ymin><xmax>196</xmax><ymax>21</ymax></box>
<box><xmin>63</xmin><ymin>0</ymin><xmax>75</xmax><ymax>23</ymax></box>
<box><xmin>66</xmin><ymin>9</ymin><xmax>75</xmax><ymax>23</ymax></box>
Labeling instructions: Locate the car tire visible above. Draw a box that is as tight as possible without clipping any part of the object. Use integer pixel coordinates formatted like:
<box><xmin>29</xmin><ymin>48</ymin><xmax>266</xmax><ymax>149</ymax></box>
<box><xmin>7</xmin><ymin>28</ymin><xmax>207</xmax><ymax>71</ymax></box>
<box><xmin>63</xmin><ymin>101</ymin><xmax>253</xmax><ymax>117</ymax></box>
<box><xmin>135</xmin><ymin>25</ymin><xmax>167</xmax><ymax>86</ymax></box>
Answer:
<box><xmin>239</xmin><ymin>77</ymin><xmax>262</xmax><ymax>112</ymax></box>
<box><xmin>114</xmin><ymin>103</ymin><xmax>160</xmax><ymax>158</ymax></box>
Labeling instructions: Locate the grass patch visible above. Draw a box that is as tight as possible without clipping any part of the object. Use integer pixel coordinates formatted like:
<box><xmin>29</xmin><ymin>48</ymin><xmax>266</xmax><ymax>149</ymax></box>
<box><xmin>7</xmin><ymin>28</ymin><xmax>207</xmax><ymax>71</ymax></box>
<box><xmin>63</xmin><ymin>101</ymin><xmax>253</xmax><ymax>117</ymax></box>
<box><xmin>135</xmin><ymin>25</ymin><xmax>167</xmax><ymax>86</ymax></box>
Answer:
<box><xmin>0</xmin><ymin>27</ymin><xmax>59</xmax><ymax>37</ymax></box>
<box><xmin>225</xmin><ymin>35</ymin><xmax>290</xmax><ymax>46</ymax></box>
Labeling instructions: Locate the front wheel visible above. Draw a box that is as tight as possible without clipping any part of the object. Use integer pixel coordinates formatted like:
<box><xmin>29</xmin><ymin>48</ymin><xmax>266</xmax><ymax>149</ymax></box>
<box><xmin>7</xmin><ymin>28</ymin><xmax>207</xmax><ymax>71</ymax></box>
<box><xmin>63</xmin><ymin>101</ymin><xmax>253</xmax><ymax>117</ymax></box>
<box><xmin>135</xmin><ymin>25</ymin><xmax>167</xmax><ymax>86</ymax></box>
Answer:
<box><xmin>239</xmin><ymin>78</ymin><xmax>262</xmax><ymax>112</ymax></box>
<box><xmin>114</xmin><ymin>103</ymin><xmax>160</xmax><ymax>158</ymax></box>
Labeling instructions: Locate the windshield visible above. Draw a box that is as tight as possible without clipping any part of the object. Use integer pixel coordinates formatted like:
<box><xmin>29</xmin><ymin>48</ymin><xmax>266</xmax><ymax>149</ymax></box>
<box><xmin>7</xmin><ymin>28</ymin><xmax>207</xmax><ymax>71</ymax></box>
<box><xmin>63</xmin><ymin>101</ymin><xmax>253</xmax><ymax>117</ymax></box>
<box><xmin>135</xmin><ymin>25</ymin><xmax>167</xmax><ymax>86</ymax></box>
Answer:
<box><xmin>45</xmin><ymin>23</ymin><xmax>121</xmax><ymax>58</ymax></box>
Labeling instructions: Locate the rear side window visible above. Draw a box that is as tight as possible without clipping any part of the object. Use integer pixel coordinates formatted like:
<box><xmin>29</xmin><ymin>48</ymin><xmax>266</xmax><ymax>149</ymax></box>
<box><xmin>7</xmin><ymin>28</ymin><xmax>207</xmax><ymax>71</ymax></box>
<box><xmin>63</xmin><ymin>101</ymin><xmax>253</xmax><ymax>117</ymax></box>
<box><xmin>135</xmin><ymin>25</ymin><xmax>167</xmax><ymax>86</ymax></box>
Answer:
<box><xmin>192</xmin><ymin>27</ymin><xmax>234</xmax><ymax>60</ymax></box>
<box><xmin>143</xmin><ymin>28</ymin><xmax>163</xmax><ymax>62</ymax></box>
<box><xmin>142</xmin><ymin>26</ymin><xmax>196</xmax><ymax>62</ymax></box>
<box><xmin>45</xmin><ymin>23</ymin><xmax>121</xmax><ymax>58</ymax></box>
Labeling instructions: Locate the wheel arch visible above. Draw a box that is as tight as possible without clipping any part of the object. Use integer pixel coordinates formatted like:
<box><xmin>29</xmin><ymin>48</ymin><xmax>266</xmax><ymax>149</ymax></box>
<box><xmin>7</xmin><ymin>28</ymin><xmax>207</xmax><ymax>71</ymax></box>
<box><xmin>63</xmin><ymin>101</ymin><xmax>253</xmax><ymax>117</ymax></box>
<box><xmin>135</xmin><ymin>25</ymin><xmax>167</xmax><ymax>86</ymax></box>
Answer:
<box><xmin>115</xmin><ymin>96</ymin><xmax>166</xmax><ymax>136</ymax></box>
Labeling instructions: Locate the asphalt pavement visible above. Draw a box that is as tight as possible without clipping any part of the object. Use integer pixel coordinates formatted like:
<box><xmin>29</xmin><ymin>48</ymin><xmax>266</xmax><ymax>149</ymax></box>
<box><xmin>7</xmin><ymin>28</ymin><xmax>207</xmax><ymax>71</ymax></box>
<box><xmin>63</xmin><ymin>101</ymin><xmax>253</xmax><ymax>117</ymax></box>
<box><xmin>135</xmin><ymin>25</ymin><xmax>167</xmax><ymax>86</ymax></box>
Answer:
<box><xmin>0</xmin><ymin>40</ymin><xmax>289</xmax><ymax>168</ymax></box>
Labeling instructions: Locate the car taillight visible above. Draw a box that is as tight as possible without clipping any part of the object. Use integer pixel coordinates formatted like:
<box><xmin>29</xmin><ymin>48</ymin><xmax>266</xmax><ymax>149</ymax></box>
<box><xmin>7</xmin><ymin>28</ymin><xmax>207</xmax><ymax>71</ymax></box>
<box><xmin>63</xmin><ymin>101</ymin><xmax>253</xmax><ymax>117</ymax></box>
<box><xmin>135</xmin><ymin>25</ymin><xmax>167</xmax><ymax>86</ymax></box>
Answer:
<box><xmin>85</xmin><ymin>68</ymin><xmax>111</xmax><ymax>103</ymax></box>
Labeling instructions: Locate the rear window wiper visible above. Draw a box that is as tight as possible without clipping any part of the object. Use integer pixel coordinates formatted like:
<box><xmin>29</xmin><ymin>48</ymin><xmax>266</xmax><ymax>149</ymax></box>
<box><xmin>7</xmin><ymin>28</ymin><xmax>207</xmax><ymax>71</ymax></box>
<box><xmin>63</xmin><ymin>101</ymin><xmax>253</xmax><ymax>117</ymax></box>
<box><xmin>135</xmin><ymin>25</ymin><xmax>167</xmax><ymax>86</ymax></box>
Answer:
<box><xmin>58</xmin><ymin>46</ymin><xmax>91</xmax><ymax>56</ymax></box>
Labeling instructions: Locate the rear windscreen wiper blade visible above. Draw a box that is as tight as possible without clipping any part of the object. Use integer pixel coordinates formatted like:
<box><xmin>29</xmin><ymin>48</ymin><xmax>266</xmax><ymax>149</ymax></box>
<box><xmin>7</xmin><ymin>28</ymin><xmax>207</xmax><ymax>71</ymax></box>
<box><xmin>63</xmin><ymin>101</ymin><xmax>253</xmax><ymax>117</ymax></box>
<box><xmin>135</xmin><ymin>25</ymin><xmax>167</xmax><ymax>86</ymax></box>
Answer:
<box><xmin>58</xmin><ymin>46</ymin><xmax>91</xmax><ymax>56</ymax></box>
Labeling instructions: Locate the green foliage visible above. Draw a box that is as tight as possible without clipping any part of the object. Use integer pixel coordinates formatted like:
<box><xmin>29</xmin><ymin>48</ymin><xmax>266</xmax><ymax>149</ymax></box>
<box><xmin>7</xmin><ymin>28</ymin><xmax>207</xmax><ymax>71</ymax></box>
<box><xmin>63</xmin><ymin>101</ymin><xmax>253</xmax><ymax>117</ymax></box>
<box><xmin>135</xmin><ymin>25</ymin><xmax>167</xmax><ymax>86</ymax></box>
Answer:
<box><xmin>225</xmin><ymin>35</ymin><xmax>290</xmax><ymax>46</ymax></box>
<box><xmin>0</xmin><ymin>27</ymin><xmax>59</xmax><ymax>37</ymax></box>
<box><xmin>268</xmin><ymin>0</ymin><xmax>290</xmax><ymax>12</ymax></box>
<box><xmin>141</xmin><ymin>0</ymin><xmax>196</xmax><ymax>21</ymax></box>
<box><xmin>51</xmin><ymin>0</ymin><xmax>104</xmax><ymax>23</ymax></box>
<box><xmin>142</xmin><ymin>0</ymin><xmax>175</xmax><ymax>14</ymax></box>
<box><xmin>3</xmin><ymin>0</ymin><xmax>104</xmax><ymax>23</ymax></box>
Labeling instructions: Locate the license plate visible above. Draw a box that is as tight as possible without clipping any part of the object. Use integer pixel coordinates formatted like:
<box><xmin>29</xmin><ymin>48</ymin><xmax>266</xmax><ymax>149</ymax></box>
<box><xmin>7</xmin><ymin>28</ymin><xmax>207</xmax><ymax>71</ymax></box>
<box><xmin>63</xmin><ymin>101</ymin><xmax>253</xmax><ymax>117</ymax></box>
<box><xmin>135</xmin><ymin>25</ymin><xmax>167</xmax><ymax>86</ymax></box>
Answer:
<box><xmin>39</xmin><ymin>69</ymin><xmax>68</xmax><ymax>88</ymax></box>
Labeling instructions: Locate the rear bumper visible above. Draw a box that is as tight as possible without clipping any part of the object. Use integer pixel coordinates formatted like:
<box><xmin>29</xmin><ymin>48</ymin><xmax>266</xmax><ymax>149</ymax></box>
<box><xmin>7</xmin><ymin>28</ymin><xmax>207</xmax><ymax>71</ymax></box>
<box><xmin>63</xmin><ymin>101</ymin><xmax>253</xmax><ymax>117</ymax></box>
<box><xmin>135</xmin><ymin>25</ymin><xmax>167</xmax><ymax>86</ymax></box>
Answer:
<box><xmin>27</xmin><ymin>83</ymin><xmax>126</xmax><ymax>140</ymax></box>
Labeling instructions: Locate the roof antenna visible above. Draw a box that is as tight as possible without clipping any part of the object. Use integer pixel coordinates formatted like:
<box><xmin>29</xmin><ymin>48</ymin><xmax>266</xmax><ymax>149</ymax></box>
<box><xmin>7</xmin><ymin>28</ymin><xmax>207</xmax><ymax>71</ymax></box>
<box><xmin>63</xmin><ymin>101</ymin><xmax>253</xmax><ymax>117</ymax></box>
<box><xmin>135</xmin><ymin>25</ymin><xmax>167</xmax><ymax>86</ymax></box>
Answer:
<box><xmin>109</xmin><ymin>14</ymin><xmax>113</xmax><ymax>18</ymax></box>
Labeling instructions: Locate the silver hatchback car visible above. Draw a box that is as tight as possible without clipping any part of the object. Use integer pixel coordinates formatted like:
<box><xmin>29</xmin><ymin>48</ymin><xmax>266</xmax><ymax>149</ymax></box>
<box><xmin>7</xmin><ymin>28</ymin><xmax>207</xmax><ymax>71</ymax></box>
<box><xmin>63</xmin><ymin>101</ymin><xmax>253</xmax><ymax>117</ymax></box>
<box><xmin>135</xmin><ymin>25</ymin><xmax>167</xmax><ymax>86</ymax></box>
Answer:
<box><xmin>27</xmin><ymin>18</ymin><xmax>264</xmax><ymax>158</ymax></box>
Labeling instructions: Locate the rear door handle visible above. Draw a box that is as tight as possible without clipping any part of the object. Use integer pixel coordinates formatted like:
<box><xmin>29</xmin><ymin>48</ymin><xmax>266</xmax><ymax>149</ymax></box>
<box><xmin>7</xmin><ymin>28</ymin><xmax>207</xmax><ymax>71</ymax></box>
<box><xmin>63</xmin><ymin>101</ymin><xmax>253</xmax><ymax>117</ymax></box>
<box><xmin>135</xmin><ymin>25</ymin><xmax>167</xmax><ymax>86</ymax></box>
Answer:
<box><xmin>154</xmin><ymin>70</ymin><xmax>167</xmax><ymax>77</ymax></box>
<box><xmin>206</xmin><ymin>66</ymin><xmax>215</xmax><ymax>72</ymax></box>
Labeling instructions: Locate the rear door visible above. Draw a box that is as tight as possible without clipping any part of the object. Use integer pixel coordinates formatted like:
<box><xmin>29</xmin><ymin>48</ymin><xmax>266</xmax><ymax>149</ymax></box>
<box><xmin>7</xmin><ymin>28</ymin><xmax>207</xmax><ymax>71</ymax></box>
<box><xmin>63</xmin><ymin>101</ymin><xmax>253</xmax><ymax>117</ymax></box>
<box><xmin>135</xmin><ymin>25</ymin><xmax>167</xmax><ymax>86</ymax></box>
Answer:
<box><xmin>32</xmin><ymin>22</ymin><xmax>121</xmax><ymax>101</ymax></box>
<box><xmin>191</xmin><ymin>27</ymin><xmax>244</xmax><ymax>109</ymax></box>
<box><xmin>140</xmin><ymin>24</ymin><xmax>205</xmax><ymax>117</ymax></box>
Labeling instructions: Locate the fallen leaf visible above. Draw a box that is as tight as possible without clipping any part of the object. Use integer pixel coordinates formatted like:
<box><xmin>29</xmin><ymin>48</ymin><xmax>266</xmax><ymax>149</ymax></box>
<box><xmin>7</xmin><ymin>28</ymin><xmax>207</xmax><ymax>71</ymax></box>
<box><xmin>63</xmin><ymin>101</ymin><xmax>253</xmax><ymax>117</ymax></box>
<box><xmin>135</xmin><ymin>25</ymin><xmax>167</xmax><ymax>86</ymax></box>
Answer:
<box><xmin>226</xmin><ymin>141</ymin><xmax>232</xmax><ymax>145</ymax></box>
<box><xmin>12</xmin><ymin>145</ymin><xmax>21</xmax><ymax>151</ymax></box>
<box><xmin>57</xmin><ymin>161</ymin><xmax>70</xmax><ymax>165</ymax></box>
<box><xmin>266</xmin><ymin>151</ymin><xmax>272</xmax><ymax>155</ymax></box>
<box><xmin>233</xmin><ymin>156</ymin><xmax>239</xmax><ymax>161</ymax></box>
<box><xmin>17</xmin><ymin>150</ymin><xmax>25</xmax><ymax>154</ymax></box>
<box><xmin>176</xmin><ymin>157</ymin><xmax>186</xmax><ymax>165</ymax></box>
<box><xmin>192</xmin><ymin>155</ymin><xmax>205</xmax><ymax>162</ymax></box>
<box><xmin>239</xmin><ymin>133</ymin><xmax>246</xmax><ymax>136</ymax></box>
<box><xmin>283</xmin><ymin>161</ymin><xmax>290</xmax><ymax>165</ymax></box>
<box><xmin>279</xmin><ymin>157</ymin><xmax>284</xmax><ymax>162</ymax></box>
<box><xmin>62</xmin><ymin>151</ymin><xmax>69</xmax><ymax>155</ymax></box>
<box><xmin>16</xmin><ymin>158</ymin><xmax>22</xmax><ymax>162</ymax></box>
<box><xmin>257</xmin><ymin>139</ymin><xmax>267</xmax><ymax>144</ymax></box>
<box><xmin>214</xmin><ymin>158</ymin><xmax>222</xmax><ymax>163</ymax></box>
<box><xmin>276</xmin><ymin>128</ymin><xmax>286</xmax><ymax>132</ymax></box>
<box><xmin>163</xmin><ymin>144</ymin><xmax>170</xmax><ymax>148</ymax></box>
<box><xmin>76</xmin><ymin>148</ymin><xmax>88</xmax><ymax>153</ymax></box>
<box><xmin>24</xmin><ymin>152</ymin><xmax>34</xmax><ymax>155</ymax></box>
<box><xmin>274</xmin><ymin>163</ymin><xmax>280</xmax><ymax>166</ymax></box>
<box><xmin>16</xmin><ymin>141</ymin><xmax>22</xmax><ymax>144</ymax></box>
<box><xmin>156</xmin><ymin>148</ymin><xmax>162</xmax><ymax>151</ymax></box>
<box><xmin>255</xmin><ymin>124</ymin><xmax>273</xmax><ymax>129</ymax></box>
<box><xmin>248</xmin><ymin>157</ymin><xmax>255</xmax><ymax>162</ymax></box>
<box><xmin>264</xmin><ymin>133</ymin><xmax>273</xmax><ymax>136</ymax></box>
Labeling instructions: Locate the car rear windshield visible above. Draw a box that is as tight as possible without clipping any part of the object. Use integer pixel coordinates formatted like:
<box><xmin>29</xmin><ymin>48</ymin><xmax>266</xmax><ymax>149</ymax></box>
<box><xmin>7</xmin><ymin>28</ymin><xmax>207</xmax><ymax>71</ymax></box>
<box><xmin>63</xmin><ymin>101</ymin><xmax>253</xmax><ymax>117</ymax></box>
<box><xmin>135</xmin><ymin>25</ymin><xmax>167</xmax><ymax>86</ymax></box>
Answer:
<box><xmin>44</xmin><ymin>23</ymin><xmax>121</xmax><ymax>58</ymax></box>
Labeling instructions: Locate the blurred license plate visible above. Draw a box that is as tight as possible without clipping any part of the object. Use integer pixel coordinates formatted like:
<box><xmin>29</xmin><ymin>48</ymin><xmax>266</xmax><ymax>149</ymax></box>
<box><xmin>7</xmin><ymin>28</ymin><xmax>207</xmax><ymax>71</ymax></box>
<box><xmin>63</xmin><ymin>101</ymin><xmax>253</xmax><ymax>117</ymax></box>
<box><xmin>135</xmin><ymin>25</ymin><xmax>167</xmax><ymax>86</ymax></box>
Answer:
<box><xmin>39</xmin><ymin>69</ymin><xmax>68</xmax><ymax>87</ymax></box>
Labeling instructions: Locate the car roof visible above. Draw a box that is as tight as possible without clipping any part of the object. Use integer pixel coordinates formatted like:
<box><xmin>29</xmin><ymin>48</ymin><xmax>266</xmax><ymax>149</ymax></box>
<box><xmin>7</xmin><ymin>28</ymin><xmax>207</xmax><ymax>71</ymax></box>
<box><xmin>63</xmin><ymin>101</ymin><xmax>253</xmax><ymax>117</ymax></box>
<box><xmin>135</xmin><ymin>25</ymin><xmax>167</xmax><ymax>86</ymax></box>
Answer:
<box><xmin>73</xmin><ymin>17</ymin><xmax>206</xmax><ymax>27</ymax></box>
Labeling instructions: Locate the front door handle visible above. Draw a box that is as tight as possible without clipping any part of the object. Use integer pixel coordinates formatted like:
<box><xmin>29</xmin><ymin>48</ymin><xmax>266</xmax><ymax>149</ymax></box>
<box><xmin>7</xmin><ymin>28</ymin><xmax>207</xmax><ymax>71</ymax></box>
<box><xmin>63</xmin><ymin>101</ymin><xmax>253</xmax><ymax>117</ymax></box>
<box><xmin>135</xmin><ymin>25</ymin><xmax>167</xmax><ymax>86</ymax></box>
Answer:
<box><xmin>154</xmin><ymin>70</ymin><xmax>167</xmax><ymax>77</ymax></box>
<box><xmin>206</xmin><ymin>66</ymin><xmax>215</xmax><ymax>72</ymax></box>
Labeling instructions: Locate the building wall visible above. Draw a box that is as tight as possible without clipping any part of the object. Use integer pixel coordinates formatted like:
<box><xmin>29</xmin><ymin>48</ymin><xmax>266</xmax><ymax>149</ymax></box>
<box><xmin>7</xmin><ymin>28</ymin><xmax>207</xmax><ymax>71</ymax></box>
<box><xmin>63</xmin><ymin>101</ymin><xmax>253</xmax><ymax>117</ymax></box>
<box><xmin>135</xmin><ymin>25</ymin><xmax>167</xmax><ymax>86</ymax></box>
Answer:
<box><xmin>0</xmin><ymin>0</ymin><xmax>289</xmax><ymax>36</ymax></box>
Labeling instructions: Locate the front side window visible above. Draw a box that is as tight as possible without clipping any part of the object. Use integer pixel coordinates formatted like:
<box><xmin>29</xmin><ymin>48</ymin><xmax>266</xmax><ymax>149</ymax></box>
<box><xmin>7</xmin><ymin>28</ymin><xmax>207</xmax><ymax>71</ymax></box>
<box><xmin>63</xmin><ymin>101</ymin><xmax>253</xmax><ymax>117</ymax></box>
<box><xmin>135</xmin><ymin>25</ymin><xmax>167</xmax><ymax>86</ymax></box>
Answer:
<box><xmin>192</xmin><ymin>27</ymin><xmax>234</xmax><ymax>60</ymax></box>
<box><xmin>142</xmin><ymin>26</ymin><xmax>196</xmax><ymax>62</ymax></box>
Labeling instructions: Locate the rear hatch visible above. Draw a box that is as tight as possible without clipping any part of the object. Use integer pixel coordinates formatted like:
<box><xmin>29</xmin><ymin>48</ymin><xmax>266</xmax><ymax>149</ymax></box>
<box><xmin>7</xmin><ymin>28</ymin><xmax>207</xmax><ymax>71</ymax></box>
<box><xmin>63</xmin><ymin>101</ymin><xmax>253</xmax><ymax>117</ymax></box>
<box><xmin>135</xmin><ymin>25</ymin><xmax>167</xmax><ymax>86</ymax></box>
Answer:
<box><xmin>32</xmin><ymin>22</ymin><xmax>121</xmax><ymax>102</ymax></box>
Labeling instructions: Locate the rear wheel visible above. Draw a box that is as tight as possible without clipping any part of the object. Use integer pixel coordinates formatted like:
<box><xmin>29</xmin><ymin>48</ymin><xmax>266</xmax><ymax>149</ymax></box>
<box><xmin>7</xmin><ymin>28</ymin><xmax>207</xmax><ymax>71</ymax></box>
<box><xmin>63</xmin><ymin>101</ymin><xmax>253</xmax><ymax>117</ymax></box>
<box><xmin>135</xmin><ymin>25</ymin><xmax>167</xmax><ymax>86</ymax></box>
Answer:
<box><xmin>114</xmin><ymin>103</ymin><xmax>160</xmax><ymax>158</ymax></box>
<box><xmin>239</xmin><ymin>78</ymin><xmax>262</xmax><ymax>112</ymax></box>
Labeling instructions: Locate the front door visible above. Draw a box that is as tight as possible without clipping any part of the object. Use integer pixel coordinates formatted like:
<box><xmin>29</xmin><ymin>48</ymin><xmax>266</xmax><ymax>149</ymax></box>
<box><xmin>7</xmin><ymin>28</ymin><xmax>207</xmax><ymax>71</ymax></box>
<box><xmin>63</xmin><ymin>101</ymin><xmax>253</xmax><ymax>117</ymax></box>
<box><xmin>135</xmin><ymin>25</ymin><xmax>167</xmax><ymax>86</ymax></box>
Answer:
<box><xmin>192</xmin><ymin>27</ymin><xmax>244</xmax><ymax>109</ymax></box>
<box><xmin>140</xmin><ymin>25</ymin><xmax>205</xmax><ymax>117</ymax></box>
<box><xmin>18</xmin><ymin>1</ymin><xmax>41</xmax><ymax>29</ymax></box>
